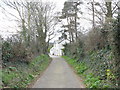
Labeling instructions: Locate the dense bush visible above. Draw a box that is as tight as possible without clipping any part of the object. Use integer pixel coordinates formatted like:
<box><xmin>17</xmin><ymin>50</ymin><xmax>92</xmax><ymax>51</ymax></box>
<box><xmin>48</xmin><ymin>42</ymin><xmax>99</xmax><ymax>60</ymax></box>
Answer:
<box><xmin>2</xmin><ymin>42</ymin><xmax>31</xmax><ymax>64</ymax></box>
<box><xmin>63</xmin><ymin>39</ymin><xmax>85</xmax><ymax>60</ymax></box>
<box><xmin>2</xmin><ymin>36</ymin><xmax>33</xmax><ymax>65</ymax></box>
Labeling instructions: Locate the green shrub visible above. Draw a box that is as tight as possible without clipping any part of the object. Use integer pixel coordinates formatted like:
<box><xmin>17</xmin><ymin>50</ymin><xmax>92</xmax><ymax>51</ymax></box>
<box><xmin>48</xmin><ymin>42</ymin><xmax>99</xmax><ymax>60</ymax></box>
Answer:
<box><xmin>2</xmin><ymin>38</ymin><xmax>33</xmax><ymax>64</ymax></box>
<box><xmin>84</xmin><ymin>73</ymin><xmax>101</xmax><ymax>88</ymax></box>
<box><xmin>75</xmin><ymin>63</ymin><xmax>88</xmax><ymax>74</ymax></box>
<box><xmin>2</xmin><ymin>41</ymin><xmax>13</xmax><ymax>62</ymax></box>
<box><xmin>2</xmin><ymin>69</ymin><xmax>17</xmax><ymax>85</ymax></box>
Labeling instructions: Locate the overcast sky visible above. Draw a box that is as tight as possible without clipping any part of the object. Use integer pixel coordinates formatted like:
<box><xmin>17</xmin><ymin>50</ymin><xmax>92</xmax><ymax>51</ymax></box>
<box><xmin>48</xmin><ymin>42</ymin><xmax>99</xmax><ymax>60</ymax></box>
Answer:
<box><xmin>0</xmin><ymin>0</ymin><xmax>68</xmax><ymax>39</ymax></box>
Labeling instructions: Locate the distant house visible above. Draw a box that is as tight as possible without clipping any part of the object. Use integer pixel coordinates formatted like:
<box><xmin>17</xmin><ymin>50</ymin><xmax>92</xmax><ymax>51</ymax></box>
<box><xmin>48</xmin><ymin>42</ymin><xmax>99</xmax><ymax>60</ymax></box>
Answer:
<box><xmin>50</xmin><ymin>40</ymin><xmax>69</xmax><ymax>56</ymax></box>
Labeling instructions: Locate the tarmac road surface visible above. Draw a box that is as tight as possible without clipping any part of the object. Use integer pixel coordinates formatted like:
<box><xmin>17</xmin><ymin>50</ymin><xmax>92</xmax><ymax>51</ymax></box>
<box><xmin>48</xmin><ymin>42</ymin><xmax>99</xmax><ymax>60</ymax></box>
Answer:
<box><xmin>32</xmin><ymin>56</ymin><xmax>85</xmax><ymax>88</ymax></box>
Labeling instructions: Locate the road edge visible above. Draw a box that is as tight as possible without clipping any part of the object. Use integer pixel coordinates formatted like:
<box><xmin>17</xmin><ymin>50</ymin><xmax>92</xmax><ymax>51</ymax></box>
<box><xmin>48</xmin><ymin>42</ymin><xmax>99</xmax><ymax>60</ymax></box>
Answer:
<box><xmin>61</xmin><ymin>57</ymin><xmax>86</xmax><ymax>88</ymax></box>
<box><xmin>27</xmin><ymin>57</ymin><xmax>52</xmax><ymax>88</ymax></box>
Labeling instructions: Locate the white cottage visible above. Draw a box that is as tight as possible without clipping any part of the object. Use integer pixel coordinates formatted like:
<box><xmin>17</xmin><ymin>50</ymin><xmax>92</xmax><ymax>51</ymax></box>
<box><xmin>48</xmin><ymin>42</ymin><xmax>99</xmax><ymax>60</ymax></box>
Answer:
<box><xmin>50</xmin><ymin>40</ymin><xmax>69</xmax><ymax>56</ymax></box>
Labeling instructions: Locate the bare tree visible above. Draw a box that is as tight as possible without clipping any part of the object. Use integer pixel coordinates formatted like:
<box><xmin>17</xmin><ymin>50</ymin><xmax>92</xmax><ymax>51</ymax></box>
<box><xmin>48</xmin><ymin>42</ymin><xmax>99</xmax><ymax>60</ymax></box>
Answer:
<box><xmin>1</xmin><ymin>0</ymin><xmax>57</xmax><ymax>55</ymax></box>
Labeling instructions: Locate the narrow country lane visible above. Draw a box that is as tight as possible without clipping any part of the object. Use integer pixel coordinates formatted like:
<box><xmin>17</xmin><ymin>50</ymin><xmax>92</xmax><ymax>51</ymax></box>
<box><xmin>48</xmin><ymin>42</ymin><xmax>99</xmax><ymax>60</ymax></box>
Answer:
<box><xmin>32</xmin><ymin>56</ymin><xmax>85</xmax><ymax>88</ymax></box>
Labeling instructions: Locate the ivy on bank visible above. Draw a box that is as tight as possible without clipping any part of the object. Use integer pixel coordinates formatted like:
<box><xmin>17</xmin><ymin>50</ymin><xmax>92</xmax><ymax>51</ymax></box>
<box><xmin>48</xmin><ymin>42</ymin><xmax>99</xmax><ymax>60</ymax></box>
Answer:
<box><xmin>1</xmin><ymin>54</ymin><xmax>51</xmax><ymax>88</ymax></box>
<box><xmin>62</xmin><ymin>56</ymin><xmax>112</xmax><ymax>88</ymax></box>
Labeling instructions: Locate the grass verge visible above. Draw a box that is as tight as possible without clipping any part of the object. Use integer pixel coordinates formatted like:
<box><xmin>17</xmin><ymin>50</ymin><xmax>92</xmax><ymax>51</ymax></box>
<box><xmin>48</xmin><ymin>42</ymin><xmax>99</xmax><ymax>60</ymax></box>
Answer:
<box><xmin>62</xmin><ymin>56</ymin><xmax>110</xmax><ymax>88</ymax></box>
<box><xmin>1</xmin><ymin>54</ymin><xmax>52</xmax><ymax>88</ymax></box>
